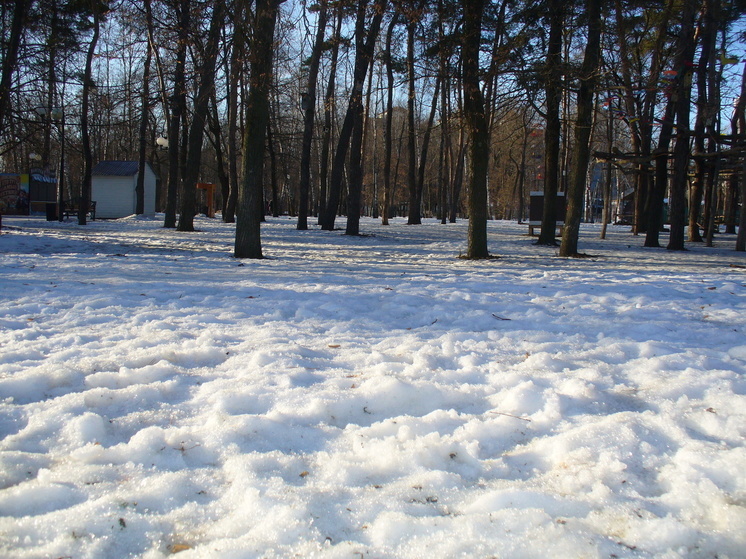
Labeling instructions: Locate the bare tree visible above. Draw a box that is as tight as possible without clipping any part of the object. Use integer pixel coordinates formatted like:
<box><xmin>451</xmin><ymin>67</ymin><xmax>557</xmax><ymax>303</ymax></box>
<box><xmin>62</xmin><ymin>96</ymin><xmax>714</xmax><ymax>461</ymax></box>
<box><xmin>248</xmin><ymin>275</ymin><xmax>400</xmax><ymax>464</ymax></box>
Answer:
<box><xmin>461</xmin><ymin>0</ymin><xmax>489</xmax><ymax>258</ymax></box>
<box><xmin>298</xmin><ymin>0</ymin><xmax>328</xmax><ymax>230</ymax></box>
<box><xmin>235</xmin><ymin>0</ymin><xmax>284</xmax><ymax>258</ymax></box>
<box><xmin>178</xmin><ymin>0</ymin><xmax>226</xmax><ymax>232</ymax></box>
<box><xmin>560</xmin><ymin>0</ymin><xmax>602</xmax><ymax>257</ymax></box>
<box><xmin>79</xmin><ymin>2</ymin><xmax>103</xmax><ymax>226</ymax></box>
<box><xmin>0</xmin><ymin>0</ymin><xmax>30</xmax><ymax>134</ymax></box>
<box><xmin>163</xmin><ymin>0</ymin><xmax>190</xmax><ymax>228</ymax></box>
<box><xmin>320</xmin><ymin>0</ymin><xmax>388</xmax><ymax>233</ymax></box>
<box><xmin>537</xmin><ymin>0</ymin><xmax>563</xmax><ymax>246</ymax></box>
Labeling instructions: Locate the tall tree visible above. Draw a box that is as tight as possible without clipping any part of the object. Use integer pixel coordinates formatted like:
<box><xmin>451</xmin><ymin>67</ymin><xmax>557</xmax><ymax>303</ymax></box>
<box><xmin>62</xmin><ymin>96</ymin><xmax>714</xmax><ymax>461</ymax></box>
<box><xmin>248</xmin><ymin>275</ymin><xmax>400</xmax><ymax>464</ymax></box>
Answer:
<box><xmin>645</xmin><ymin>0</ymin><xmax>698</xmax><ymax>248</ymax></box>
<box><xmin>405</xmin><ymin>10</ymin><xmax>419</xmax><ymax>224</ymax></box>
<box><xmin>461</xmin><ymin>0</ymin><xmax>489</xmax><ymax>258</ymax></box>
<box><xmin>560</xmin><ymin>0</ymin><xmax>602</xmax><ymax>257</ymax></box>
<box><xmin>317</xmin><ymin>9</ymin><xmax>342</xmax><ymax>223</ymax></box>
<box><xmin>79</xmin><ymin>2</ymin><xmax>103</xmax><ymax>226</ymax></box>
<box><xmin>614</xmin><ymin>0</ymin><xmax>674</xmax><ymax>235</ymax></box>
<box><xmin>163</xmin><ymin>0</ymin><xmax>190</xmax><ymax>229</ymax></box>
<box><xmin>298</xmin><ymin>0</ymin><xmax>328</xmax><ymax>230</ymax></box>
<box><xmin>689</xmin><ymin>0</ymin><xmax>719</xmax><ymax>242</ymax></box>
<box><xmin>135</xmin><ymin>5</ymin><xmax>153</xmax><ymax>216</ymax></box>
<box><xmin>224</xmin><ymin>0</ymin><xmax>249</xmax><ymax>223</ymax></box>
<box><xmin>0</xmin><ymin>0</ymin><xmax>30</xmax><ymax>134</ymax></box>
<box><xmin>381</xmin><ymin>11</ymin><xmax>400</xmax><ymax>225</ymax></box>
<box><xmin>537</xmin><ymin>0</ymin><xmax>563</xmax><ymax>246</ymax></box>
<box><xmin>234</xmin><ymin>0</ymin><xmax>283</xmax><ymax>258</ymax></box>
<box><xmin>178</xmin><ymin>0</ymin><xmax>226</xmax><ymax>232</ymax></box>
<box><xmin>320</xmin><ymin>0</ymin><xmax>387</xmax><ymax>233</ymax></box>
<box><xmin>735</xmin><ymin>57</ymin><xmax>746</xmax><ymax>252</ymax></box>
<box><xmin>667</xmin><ymin>0</ymin><xmax>700</xmax><ymax>250</ymax></box>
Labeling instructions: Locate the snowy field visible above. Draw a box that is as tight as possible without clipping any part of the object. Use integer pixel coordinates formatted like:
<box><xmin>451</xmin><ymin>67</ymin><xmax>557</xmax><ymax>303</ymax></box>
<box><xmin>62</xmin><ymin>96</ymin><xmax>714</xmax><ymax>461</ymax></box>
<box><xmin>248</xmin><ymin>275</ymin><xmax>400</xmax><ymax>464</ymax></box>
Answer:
<box><xmin>0</xmin><ymin>215</ymin><xmax>745</xmax><ymax>559</ymax></box>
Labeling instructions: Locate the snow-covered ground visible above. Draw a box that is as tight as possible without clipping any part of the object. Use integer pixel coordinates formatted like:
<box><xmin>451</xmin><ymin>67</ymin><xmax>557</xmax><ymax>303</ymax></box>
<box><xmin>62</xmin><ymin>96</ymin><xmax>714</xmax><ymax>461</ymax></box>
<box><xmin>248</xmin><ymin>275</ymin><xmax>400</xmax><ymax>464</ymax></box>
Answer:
<box><xmin>0</xmin><ymin>215</ymin><xmax>745</xmax><ymax>559</ymax></box>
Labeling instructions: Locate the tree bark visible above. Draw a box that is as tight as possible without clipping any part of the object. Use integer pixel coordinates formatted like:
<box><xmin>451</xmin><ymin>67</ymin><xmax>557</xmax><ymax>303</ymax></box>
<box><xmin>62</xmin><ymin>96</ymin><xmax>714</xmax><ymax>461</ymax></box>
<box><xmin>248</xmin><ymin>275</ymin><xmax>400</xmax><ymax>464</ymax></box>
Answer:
<box><xmin>615</xmin><ymin>0</ymin><xmax>673</xmax><ymax>235</ymax></box>
<box><xmin>738</xmin><ymin>60</ymin><xmax>746</xmax><ymax>251</ymax></box>
<box><xmin>382</xmin><ymin>12</ymin><xmax>399</xmax><ymax>225</ymax></box>
<box><xmin>416</xmin><ymin>77</ymin><xmax>440</xmax><ymax>219</ymax></box>
<box><xmin>79</xmin><ymin>5</ymin><xmax>100</xmax><ymax>226</ymax></box>
<box><xmin>317</xmin><ymin>10</ymin><xmax>342</xmax><ymax>225</ymax></box>
<box><xmin>646</xmin><ymin>0</ymin><xmax>697</xmax><ymax>248</ymax></box>
<box><xmin>560</xmin><ymin>0</ymin><xmax>602</xmax><ymax>256</ymax></box>
<box><xmin>406</xmin><ymin>18</ymin><xmax>420</xmax><ymax>224</ymax></box>
<box><xmin>178</xmin><ymin>0</ymin><xmax>226</xmax><ymax>232</ymax></box>
<box><xmin>0</xmin><ymin>0</ymin><xmax>30</xmax><ymax>134</ymax></box>
<box><xmin>667</xmin><ymin>0</ymin><xmax>698</xmax><ymax>251</ymax></box>
<box><xmin>207</xmin><ymin>91</ymin><xmax>230</xmax><ymax>216</ymax></box>
<box><xmin>225</xmin><ymin>1</ymin><xmax>250</xmax><ymax>222</ymax></box>
<box><xmin>135</xmin><ymin>25</ymin><xmax>152</xmax><ymax>216</ymax></box>
<box><xmin>298</xmin><ymin>0</ymin><xmax>328</xmax><ymax>230</ymax></box>
<box><xmin>537</xmin><ymin>0</ymin><xmax>563</xmax><ymax>246</ymax></box>
<box><xmin>461</xmin><ymin>0</ymin><xmax>489</xmax><ymax>258</ymax></box>
<box><xmin>321</xmin><ymin>0</ymin><xmax>387</xmax><ymax>232</ymax></box>
<box><xmin>689</xmin><ymin>0</ymin><xmax>718</xmax><ymax>242</ymax></box>
<box><xmin>164</xmin><ymin>1</ymin><xmax>189</xmax><ymax>229</ymax></box>
<box><xmin>234</xmin><ymin>0</ymin><xmax>282</xmax><ymax>258</ymax></box>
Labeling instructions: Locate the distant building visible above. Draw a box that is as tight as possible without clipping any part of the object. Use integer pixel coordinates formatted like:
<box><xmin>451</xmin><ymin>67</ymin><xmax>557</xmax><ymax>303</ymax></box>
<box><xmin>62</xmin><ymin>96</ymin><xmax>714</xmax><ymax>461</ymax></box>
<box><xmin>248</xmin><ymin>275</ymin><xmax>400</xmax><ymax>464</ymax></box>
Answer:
<box><xmin>92</xmin><ymin>161</ymin><xmax>156</xmax><ymax>218</ymax></box>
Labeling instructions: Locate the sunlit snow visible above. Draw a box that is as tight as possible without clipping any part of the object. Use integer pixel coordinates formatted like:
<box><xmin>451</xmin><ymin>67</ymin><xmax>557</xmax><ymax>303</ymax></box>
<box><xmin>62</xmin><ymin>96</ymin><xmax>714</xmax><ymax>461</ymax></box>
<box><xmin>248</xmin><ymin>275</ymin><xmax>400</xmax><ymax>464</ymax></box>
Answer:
<box><xmin>1</xmin><ymin>215</ymin><xmax>745</xmax><ymax>558</ymax></box>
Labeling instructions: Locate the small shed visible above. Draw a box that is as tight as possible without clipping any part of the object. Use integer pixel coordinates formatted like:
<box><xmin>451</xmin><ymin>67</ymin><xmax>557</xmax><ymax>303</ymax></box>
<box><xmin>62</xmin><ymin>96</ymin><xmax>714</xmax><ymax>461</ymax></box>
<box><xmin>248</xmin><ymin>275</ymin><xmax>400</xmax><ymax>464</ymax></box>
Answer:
<box><xmin>91</xmin><ymin>161</ymin><xmax>156</xmax><ymax>219</ymax></box>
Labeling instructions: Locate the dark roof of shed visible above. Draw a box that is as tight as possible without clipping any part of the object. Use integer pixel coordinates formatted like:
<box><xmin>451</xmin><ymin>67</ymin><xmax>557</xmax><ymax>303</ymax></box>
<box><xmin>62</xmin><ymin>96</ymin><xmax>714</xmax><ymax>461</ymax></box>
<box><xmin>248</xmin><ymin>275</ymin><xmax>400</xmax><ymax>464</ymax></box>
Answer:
<box><xmin>92</xmin><ymin>161</ymin><xmax>141</xmax><ymax>176</ymax></box>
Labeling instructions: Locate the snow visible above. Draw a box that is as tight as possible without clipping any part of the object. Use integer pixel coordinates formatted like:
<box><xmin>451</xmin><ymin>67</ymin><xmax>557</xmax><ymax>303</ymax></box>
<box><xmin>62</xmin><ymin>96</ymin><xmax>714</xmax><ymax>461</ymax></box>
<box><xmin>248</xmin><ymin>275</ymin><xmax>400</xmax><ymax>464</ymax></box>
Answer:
<box><xmin>0</xmin><ymin>215</ymin><xmax>745</xmax><ymax>558</ymax></box>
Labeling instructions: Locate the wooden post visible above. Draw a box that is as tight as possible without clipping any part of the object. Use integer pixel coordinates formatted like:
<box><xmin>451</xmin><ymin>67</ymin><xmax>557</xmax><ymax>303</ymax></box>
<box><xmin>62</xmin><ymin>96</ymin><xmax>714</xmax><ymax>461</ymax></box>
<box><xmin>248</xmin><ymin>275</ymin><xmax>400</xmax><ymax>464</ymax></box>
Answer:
<box><xmin>196</xmin><ymin>182</ymin><xmax>216</xmax><ymax>218</ymax></box>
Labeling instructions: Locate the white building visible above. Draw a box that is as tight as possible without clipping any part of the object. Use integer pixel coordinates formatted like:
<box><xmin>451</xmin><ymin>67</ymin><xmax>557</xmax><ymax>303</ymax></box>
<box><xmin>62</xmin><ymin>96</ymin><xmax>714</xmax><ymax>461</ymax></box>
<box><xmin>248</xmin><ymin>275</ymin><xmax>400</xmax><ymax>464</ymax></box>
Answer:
<box><xmin>91</xmin><ymin>161</ymin><xmax>156</xmax><ymax>219</ymax></box>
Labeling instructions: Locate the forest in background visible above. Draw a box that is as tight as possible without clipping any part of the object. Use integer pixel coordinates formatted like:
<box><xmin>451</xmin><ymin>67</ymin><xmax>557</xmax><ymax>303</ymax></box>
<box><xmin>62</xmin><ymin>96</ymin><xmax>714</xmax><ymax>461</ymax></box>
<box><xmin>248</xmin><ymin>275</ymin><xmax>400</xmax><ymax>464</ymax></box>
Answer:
<box><xmin>1</xmin><ymin>0</ymin><xmax>746</xmax><ymax>257</ymax></box>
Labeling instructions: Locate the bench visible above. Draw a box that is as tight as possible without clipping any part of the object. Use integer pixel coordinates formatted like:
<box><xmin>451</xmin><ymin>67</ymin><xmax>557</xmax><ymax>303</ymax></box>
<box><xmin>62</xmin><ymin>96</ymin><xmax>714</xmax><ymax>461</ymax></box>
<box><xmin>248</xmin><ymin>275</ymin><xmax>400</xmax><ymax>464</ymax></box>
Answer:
<box><xmin>62</xmin><ymin>199</ymin><xmax>96</xmax><ymax>220</ymax></box>
<box><xmin>528</xmin><ymin>222</ymin><xmax>564</xmax><ymax>236</ymax></box>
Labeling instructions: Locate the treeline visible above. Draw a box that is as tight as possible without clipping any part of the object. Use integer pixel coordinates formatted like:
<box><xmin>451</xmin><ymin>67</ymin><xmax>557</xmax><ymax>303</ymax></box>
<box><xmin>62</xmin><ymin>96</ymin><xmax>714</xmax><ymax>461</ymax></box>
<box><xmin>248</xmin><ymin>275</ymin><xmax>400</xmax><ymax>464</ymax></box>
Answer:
<box><xmin>1</xmin><ymin>0</ymin><xmax>745</xmax><ymax>257</ymax></box>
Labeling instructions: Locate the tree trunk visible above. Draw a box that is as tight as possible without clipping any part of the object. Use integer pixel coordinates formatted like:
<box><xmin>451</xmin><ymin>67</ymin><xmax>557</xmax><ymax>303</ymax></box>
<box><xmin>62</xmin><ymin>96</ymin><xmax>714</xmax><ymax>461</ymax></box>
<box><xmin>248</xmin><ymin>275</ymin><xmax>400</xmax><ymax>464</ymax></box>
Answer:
<box><xmin>461</xmin><ymin>0</ymin><xmax>489</xmax><ymax>258</ymax></box>
<box><xmin>538</xmin><ymin>0</ymin><xmax>563</xmax><ymax>246</ymax></box>
<box><xmin>615</xmin><ymin>0</ymin><xmax>673</xmax><ymax>235</ymax></box>
<box><xmin>738</xmin><ymin>59</ymin><xmax>746</xmax><ymax>251</ymax></box>
<box><xmin>406</xmin><ymin>19</ymin><xmax>420</xmax><ymax>224</ymax></box>
<box><xmin>437</xmin><ymin>3</ymin><xmax>451</xmax><ymax>225</ymax></box>
<box><xmin>267</xmin><ymin>122</ymin><xmax>278</xmax><ymax>217</ymax></box>
<box><xmin>135</xmin><ymin>27</ymin><xmax>152</xmax><ymax>216</ymax></box>
<box><xmin>207</xmin><ymin>91</ymin><xmax>230</xmax><ymax>216</ymax></box>
<box><xmin>450</xmin><ymin>130</ymin><xmax>465</xmax><ymax>223</ymax></box>
<box><xmin>321</xmin><ymin>0</ymin><xmax>387</xmax><ymax>232</ymax></box>
<box><xmin>688</xmin><ymin>1</ymin><xmax>717</xmax><ymax>242</ymax></box>
<box><xmin>560</xmin><ymin>0</ymin><xmax>601</xmax><ymax>257</ymax></box>
<box><xmin>79</xmin><ymin>5</ymin><xmax>100</xmax><ymax>226</ymax></box>
<box><xmin>234</xmin><ymin>0</ymin><xmax>282</xmax><ymax>258</ymax></box>
<box><xmin>666</xmin><ymin>9</ymin><xmax>696</xmax><ymax>250</ymax></box>
<box><xmin>298</xmin><ymin>0</ymin><xmax>328</xmax><ymax>230</ymax></box>
<box><xmin>178</xmin><ymin>0</ymin><xmax>225</xmax><ymax>232</ymax></box>
<box><xmin>317</xmin><ymin>11</ymin><xmax>342</xmax><ymax>225</ymax></box>
<box><xmin>0</xmin><ymin>0</ymin><xmax>30</xmax><ymax>134</ymax></box>
<box><xmin>646</xmin><ymin>0</ymin><xmax>697</xmax><ymax>247</ymax></box>
<box><xmin>667</xmin><ymin>0</ymin><xmax>699</xmax><ymax>250</ymax></box>
<box><xmin>225</xmin><ymin>1</ymin><xmax>247</xmax><ymax>222</ymax></box>
<box><xmin>382</xmin><ymin>13</ymin><xmax>399</xmax><ymax>225</ymax></box>
<box><xmin>416</xmin><ymin>77</ymin><xmax>440</xmax><ymax>220</ymax></box>
<box><xmin>164</xmin><ymin>1</ymin><xmax>189</xmax><ymax>229</ymax></box>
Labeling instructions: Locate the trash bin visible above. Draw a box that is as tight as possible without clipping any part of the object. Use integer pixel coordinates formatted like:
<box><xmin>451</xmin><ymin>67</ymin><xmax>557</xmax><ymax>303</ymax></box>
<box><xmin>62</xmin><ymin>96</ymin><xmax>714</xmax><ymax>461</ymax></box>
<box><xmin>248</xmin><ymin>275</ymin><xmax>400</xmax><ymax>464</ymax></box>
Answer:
<box><xmin>46</xmin><ymin>203</ymin><xmax>57</xmax><ymax>221</ymax></box>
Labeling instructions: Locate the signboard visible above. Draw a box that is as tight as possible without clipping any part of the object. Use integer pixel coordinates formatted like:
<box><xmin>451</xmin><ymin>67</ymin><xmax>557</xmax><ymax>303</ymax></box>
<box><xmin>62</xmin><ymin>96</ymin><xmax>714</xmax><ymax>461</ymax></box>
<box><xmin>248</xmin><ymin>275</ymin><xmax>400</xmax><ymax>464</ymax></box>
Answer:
<box><xmin>0</xmin><ymin>174</ymin><xmax>30</xmax><ymax>215</ymax></box>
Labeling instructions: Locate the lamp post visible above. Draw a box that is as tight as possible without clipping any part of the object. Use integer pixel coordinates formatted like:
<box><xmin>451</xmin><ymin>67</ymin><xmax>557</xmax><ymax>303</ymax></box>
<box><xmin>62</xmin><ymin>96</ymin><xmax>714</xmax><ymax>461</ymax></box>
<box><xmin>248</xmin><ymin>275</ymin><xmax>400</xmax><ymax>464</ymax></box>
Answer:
<box><xmin>35</xmin><ymin>106</ymin><xmax>65</xmax><ymax>221</ymax></box>
<box><xmin>27</xmin><ymin>152</ymin><xmax>41</xmax><ymax>215</ymax></box>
